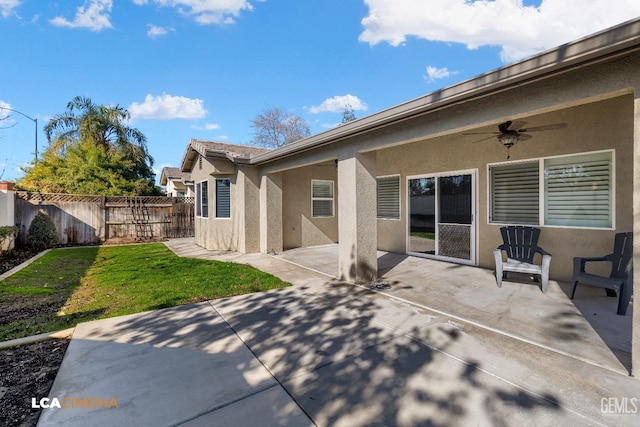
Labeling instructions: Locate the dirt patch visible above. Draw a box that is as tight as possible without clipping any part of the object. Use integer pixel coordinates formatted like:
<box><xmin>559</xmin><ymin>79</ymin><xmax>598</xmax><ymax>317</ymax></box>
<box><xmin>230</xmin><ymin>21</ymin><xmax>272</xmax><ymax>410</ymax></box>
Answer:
<box><xmin>0</xmin><ymin>338</ymin><xmax>70</xmax><ymax>426</ymax></box>
<box><xmin>1</xmin><ymin>249</ymin><xmax>70</xmax><ymax>426</ymax></box>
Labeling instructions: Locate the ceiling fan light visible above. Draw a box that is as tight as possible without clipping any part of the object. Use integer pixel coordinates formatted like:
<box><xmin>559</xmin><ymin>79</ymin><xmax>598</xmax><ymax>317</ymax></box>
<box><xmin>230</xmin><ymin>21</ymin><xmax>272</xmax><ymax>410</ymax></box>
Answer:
<box><xmin>497</xmin><ymin>133</ymin><xmax>519</xmax><ymax>147</ymax></box>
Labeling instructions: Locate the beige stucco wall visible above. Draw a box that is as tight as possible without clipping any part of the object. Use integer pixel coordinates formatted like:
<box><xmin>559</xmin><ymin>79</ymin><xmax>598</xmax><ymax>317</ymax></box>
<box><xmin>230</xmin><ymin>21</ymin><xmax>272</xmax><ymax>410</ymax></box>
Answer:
<box><xmin>375</xmin><ymin>94</ymin><xmax>634</xmax><ymax>281</ymax></box>
<box><xmin>281</xmin><ymin>162</ymin><xmax>338</xmax><ymax>249</ymax></box>
<box><xmin>191</xmin><ymin>156</ymin><xmax>241</xmax><ymax>251</ymax></box>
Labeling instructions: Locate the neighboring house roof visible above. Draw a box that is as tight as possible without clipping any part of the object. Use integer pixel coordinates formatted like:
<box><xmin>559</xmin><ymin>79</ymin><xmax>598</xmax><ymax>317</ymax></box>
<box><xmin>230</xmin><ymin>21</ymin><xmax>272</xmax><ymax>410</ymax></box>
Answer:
<box><xmin>181</xmin><ymin>139</ymin><xmax>272</xmax><ymax>172</ymax></box>
<box><xmin>160</xmin><ymin>167</ymin><xmax>193</xmax><ymax>186</ymax></box>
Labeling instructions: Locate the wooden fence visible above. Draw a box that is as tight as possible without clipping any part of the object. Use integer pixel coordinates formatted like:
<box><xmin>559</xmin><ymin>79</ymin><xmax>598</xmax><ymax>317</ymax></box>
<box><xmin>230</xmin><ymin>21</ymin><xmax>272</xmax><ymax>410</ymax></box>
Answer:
<box><xmin>14</xmin><ymin>192</ymin><xmax>194</xmax><ymax>246</ymax></box>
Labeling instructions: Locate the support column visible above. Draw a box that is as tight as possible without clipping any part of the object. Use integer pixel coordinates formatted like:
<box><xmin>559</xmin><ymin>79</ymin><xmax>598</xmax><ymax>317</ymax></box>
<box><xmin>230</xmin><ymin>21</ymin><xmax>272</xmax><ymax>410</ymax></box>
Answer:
<box><xmin>236</xmin><ymin>165</ymin><xmax>261</xmax><ymax>253</ymax></box>
<box><xmin>260</xmin><ymin>172</ymin><xmax>283</xmax><ymax>254</ymax></box>
<box><xmin>337</xmin><ymin>151</ymin><xmax>377</xmax><ymax>283</ymax></box>
<box><xmin>632</xmin><ymin>94</ymin><xmax>640</xmax><ymax>376</ymax></box>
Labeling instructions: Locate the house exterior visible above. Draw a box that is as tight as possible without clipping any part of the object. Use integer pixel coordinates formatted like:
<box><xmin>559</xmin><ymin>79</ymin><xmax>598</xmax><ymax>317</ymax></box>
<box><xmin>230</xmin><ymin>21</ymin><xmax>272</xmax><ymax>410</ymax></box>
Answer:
<box><xmin>181</xmin><ymin>20</ymin><xmax>640</xmax><ymax>372</ymax></box>
<box><xmin>160</xmin><ymin>167</ymin><xmax>195</xmax><ymax>198</ymax></box>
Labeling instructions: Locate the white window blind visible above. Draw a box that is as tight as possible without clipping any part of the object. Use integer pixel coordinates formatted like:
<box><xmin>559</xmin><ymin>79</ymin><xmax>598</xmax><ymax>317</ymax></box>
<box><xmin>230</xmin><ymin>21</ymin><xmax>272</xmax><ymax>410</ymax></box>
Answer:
<box><xmin>312</xmin><ymin>180</ymin><xmax>334</xmax><ymax>217</ymax></box>
<box><xmin>215</xmin><ymin>179</ymin><xmax>231</xmax><ymax>219</ymax></box>
<box><xmin>196</xmin><ymin>181</ymin><xmax>208</xmax><ymax>218</ymax></box>
<box><xmin>490</xmin><ymin>162</ymin><xmax>539</xmax><ymax>224</ymax></box>
<box><xmin>377</xmin><ymin>176</ymin><xmax>400</xmax><ymax>219</ymax></box>
<box><xmin>544</xmin><ymin>151</ymin><xmax>612</xmax><ymax>228</ymax></box>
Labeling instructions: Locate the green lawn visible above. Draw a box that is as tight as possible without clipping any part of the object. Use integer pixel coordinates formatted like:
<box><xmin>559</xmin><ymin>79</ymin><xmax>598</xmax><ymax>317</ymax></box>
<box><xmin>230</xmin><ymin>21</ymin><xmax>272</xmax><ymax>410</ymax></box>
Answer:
<box><xmin>0</xmin><ymin>243</ymin><xmax>289</xmax><ymax>341</ymax></box>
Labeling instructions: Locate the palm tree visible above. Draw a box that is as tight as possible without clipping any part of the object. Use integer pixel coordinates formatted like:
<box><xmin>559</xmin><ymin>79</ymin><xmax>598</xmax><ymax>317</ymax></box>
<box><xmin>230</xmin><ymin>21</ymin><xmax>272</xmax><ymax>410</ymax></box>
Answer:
<box><xmin>44</xmin><ymin>96</ymin><xmax>153</xmax><ymax>174</ymax></box>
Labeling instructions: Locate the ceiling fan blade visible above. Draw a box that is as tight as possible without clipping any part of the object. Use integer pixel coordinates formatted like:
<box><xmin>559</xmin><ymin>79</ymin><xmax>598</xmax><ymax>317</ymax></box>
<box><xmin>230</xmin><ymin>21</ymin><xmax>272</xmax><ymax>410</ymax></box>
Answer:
<box><xmin>509</xmin><ymin>120</ymin><xmax>528</xmax><ymax>132</ymax></box>
<box><xmin>471</xmin><ymin>135</ymin><xmax>499</xmax><ymax>143</ymax></box>
<box><xmin>519</xmin><ymin>122</ymin><xmax>567</xmax><ymax>132</ymax></box>
<box><xmin>498</xmin><ymin>121</ymin><xmax>512</xmax><ymax>133</ymax></box>
<box><xmin>518</xmin><ymin>134</ymin><xmax>533</xmax><ymax>141</ymax></box>
<box><xmin>463</xmin><ymin>131</ymin><xmax>499</xmax><ymax>136</ymax></box>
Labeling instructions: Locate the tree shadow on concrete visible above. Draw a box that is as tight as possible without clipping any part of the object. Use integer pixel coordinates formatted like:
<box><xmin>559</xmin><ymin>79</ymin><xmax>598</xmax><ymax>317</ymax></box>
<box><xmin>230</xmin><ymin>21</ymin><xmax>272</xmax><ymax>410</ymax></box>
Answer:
<box><xmin>211</xmin><ymin>281</ymin><xmax>562</xmax><ymax>426</ymax></box>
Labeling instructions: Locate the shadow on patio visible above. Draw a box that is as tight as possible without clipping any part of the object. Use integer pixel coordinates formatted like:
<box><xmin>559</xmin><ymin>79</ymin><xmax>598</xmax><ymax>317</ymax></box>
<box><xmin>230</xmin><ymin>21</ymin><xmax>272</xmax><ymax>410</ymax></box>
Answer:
<box><xmin>277</xmin><ymin>244</ymin><xmax>633</xmax><ymax>375</ymax></box>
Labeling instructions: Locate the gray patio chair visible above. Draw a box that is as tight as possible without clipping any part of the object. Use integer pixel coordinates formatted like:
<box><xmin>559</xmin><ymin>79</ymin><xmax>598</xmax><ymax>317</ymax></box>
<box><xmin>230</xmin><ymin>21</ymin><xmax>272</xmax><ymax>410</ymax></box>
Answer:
<box><xmin>570</xmin><ymin>232</ymin><xmax>633</xmax><ymax>315</ymax></box>
<box><xmin>494</xmin><ymin>226</ymin><xmax>552</xmax><ymax>293</ymax></box>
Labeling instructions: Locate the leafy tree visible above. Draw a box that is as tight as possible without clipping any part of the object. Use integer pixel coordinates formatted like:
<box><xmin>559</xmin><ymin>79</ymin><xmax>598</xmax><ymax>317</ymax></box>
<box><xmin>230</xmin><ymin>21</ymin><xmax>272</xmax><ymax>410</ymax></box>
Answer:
<box><xmin>251</xmin><ymin>107</ymin><xmax>310</xmax><ymax>148</ymax></box>
<box><xmin>17</xmin><ymin>97</ymin><xmax>161</xmax><ymax>195</ymax></box>
<box><xmin>341</xmin><ymin>104</ymin><xmax>356</xmax><ymax>124</ymax></box>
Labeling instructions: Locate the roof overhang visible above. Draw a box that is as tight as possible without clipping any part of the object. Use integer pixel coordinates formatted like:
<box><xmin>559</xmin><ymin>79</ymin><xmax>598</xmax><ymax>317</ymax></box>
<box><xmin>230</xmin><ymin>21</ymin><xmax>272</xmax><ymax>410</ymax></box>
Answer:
<box><xmin>247</xmin><ymin>18</ymin><xmax>640</xmax><ymax>165</ymax></box>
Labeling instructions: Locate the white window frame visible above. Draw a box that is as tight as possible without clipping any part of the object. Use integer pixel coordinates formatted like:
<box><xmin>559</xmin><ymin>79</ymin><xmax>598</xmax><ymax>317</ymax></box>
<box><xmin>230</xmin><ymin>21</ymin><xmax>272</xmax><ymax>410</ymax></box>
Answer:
<box><xmin>215</xmin><ymin>178</ymin><xmax>232</xmax><ymax>219</ymax></box>
<box><xmin>311</xmin><ymin>179</ymin><xmax>334</xmax><ymax>218</ymax></box>
<box><xmin>196</xmin><ymin>180</ymin><xmax>209</xmax><ymax>219</ymax></box>
<box><xmin>487</xmin><ymin>150</ymin><xmax>615</xmax><ymax>230</ymax></box>
<box><xmin>377</xmin><ymin>174</ymin><xmax>401</xmax><ymax>220</ymax></box>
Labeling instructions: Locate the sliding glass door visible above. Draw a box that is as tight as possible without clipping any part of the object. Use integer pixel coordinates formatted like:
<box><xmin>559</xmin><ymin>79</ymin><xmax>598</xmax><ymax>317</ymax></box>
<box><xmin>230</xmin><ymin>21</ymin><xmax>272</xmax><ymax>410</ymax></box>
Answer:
<box><xmin>408</xmin><ymin>171</ymin><xmax>476</xmax><ymax>264</ymax></box>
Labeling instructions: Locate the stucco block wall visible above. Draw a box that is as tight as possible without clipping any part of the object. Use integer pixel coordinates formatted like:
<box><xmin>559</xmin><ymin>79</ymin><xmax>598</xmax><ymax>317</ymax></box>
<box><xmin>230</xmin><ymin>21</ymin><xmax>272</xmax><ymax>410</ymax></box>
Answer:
<box><xmin>282</xmin><ymin>162</ymin><xmax>338</xmax><ymax>249</ymax></box>
<box><xmin>375</xmin><ymin>94</ymin><xmax>634</xmax><ymax>281</ymax></box>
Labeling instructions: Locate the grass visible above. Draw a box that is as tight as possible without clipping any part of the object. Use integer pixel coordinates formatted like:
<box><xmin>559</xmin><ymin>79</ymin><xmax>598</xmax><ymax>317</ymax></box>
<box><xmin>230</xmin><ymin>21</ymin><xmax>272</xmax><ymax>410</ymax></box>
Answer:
<box><xmin>410</xmin><ymin>231</ymin><xmax>435</xmax><ymax>240</ymax></box>
<box><xmin>0</xmin><ymin>243</ymin><xmax>289</xmax><ymax>341</ymax></box>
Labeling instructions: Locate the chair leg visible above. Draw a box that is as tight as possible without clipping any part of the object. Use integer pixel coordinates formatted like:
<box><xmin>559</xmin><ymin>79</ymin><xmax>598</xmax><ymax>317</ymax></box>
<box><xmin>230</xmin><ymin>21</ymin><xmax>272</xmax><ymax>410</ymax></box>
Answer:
<box><xmin>540</xmin><ymin>273</ymin><xmax>549</xmax><ymax>294</ymax></box>
<box><xmin>570</xmin><ymin>281</ymin><xmax>578</xmax><ymax>299</ymax></box>
<box><xmin>617</xmin><ymin>283</ymin><xmax>632</xmax><ymax>316</ymax></box>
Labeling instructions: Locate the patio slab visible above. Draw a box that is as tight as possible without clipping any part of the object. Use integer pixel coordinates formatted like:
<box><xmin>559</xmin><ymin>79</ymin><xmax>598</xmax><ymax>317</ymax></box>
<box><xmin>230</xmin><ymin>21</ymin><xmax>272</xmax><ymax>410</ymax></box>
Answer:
<box><xmin>277</xmin><ymin>244</ymin><xmax>633</xmax><ymax>375</ymax></box>
<box><xmin>38</xmin><ymin>239</ymin><xmax>640</xmax><ymax>426</ymax></box>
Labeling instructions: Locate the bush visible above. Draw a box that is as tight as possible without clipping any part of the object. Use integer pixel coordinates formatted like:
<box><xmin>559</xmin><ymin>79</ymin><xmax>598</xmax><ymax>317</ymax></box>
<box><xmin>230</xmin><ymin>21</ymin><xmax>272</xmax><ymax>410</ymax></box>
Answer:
<box><xmin>26</xmin><ymin>210</ymin><xmax>60</xmax><ymax>251</ymax></box>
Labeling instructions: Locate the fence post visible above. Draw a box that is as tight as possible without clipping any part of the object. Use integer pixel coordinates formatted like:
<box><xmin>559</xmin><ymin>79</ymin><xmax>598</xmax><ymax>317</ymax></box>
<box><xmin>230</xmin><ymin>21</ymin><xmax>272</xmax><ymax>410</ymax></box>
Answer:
<box><xmin>0</xmin><ymin>182</ymin><xmax>15</xmax><ymax>227</ymax></box>
<box><xmin>0</xmin><ymin>182</ymin><xmax>16</xmax><ymax>252</ymax></box>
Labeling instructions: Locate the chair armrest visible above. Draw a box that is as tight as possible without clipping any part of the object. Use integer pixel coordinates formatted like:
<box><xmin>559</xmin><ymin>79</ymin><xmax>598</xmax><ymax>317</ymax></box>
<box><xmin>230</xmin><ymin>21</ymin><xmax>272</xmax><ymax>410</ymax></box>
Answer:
<box><xmin>572</xmin><ymin>256</ymin><xmax>611</xmax><ymax>275</ymax></box>
<box><xmin>535</xmin><ymin>247</ymin><xmax>551</xmax><ymax>258</ymax></box>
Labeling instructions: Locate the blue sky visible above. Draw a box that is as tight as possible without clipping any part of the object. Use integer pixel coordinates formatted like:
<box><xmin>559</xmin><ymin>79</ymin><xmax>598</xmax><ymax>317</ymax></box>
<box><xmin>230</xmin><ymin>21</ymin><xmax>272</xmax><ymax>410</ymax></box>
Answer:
<box><xmin>1</xmin><ymin>0</ymin><xmax>639</xmax><ymax>184</ymax></box>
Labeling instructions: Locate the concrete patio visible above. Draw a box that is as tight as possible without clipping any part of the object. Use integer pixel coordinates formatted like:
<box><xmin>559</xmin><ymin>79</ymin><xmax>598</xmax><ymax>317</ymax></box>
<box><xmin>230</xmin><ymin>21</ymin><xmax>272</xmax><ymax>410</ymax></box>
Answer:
<box><xmin>277</xmin><ymin>243</ymin><xmax>633</xmax><ymax>375</ymax></box>
<box><xmin>38</xmin><ymin>238</ymin><xmax>639</xmax><ymax>426</ymax></box>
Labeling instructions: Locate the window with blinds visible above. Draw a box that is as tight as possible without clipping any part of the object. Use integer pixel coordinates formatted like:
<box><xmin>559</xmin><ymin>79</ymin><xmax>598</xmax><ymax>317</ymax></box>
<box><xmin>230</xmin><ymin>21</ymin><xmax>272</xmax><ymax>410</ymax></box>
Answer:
<box><xmin>196</xmin><ymin>180</ymin><xmax>208</xmax><ymax>218</ymax></box>
<box><xmin>544</xmin><ymin>151</ymin><xmax>612</xmax><ymax>228</ymax></box>
<box><xmin>377</xmin><ymin>175</ymin><xmax>400</xmax><ymax>219</ymax></box>
<box><xmin>312</xmin><ymin>180</ymin><xmax>334</xmax><ymax>217</ymax></box>
<box><xmin>215</xmin><ymin>179</ymin><xmax>231</xmax><ymax>219</ymax></box>
<box><xmin>490</xmin><ymin>162</ymin><xmax>539</xmax><ymax>224</ymax></box>
<box><xmin>489</xmin><ymin>150</ymin><xmax>613</xmax><ymax>229</ymax></box>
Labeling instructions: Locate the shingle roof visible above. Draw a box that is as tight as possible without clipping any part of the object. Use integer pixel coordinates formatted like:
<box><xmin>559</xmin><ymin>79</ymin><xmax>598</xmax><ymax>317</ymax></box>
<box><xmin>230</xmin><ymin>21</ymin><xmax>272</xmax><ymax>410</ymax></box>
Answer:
<box><xmin>160</xmin><ymin>167</ymin><xmax>192</xmax><ymax>185</ymax></box>
<box><xmin>181</xmin><ymin>139</ymin><xmax>271</xmax><ymax>172</ymax></box>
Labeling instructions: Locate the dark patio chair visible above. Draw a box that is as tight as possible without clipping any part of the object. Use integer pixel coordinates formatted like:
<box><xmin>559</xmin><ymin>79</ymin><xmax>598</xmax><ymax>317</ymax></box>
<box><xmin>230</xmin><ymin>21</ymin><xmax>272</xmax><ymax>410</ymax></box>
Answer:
<box><xmin>493</xmin><ymin>226</ymin><xmax>552</xmax><ymax>293</ymax></box>
<box><xmin>571</xmin><ymin>232</ymin><xmax>633</xmax><ymax>315</ymax></box>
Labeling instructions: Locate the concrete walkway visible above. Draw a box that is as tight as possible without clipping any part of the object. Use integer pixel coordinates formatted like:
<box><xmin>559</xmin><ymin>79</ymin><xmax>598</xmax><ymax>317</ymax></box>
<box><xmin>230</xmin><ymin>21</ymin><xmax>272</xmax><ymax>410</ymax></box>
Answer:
<box><xmin>38</xmin><ymin>239</ymin><xmax>640</xmax><ymax>426</ymax></box>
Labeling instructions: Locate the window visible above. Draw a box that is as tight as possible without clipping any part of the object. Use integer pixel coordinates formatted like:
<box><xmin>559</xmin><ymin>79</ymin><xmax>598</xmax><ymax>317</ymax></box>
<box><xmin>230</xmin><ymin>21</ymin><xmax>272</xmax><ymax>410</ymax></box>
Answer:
<box><xmin>489</xmin><ymin>151</ymin><xmax>613</xmax><ymax>229</ymax></box>
<box><xmin>215</xmin><ymin>179</ymin><xmax>231</xmax><ymax>219</ymax></box>
<box><xmin>491</xmin><ymin>161</ymin><xmax>539</xmax><ymax>224</ymax></box>
<box><xmin>196</xmin><ymin>180</ymin><xmax>208</xmax><ymax>218</ymax></box>
<box><xmin>377</xmin><ymin>175</ymin><xmax>400</xmax><ymax>219</ymax></box>
<box><xmin>312</xmin><ymin>180</ymin><xmax>334</xmax><ymax>217</ymax></box>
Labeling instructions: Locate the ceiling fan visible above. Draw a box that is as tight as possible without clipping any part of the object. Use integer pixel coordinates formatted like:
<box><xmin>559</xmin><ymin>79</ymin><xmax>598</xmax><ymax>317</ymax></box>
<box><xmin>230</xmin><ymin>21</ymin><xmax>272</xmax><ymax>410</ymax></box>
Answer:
<box><xmin>465</xmin><ymin>120</ymin><xmax>567</xmax><ymax>159</ymax></box>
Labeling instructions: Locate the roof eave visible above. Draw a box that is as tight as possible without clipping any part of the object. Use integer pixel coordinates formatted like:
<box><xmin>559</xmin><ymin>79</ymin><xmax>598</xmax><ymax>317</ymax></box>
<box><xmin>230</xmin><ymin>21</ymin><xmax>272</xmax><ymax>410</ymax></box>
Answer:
<box><xmin>248</xmin><ymin>18</ymin><xmax>640</xmax><ymax>165</ymax></box>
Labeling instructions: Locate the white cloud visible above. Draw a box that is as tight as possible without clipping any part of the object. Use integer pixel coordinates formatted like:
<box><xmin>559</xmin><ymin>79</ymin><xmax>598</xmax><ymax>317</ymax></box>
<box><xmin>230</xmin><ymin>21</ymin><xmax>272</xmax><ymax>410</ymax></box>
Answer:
<box><xmin>134</xmin><ymin>0</ymin><xmax>256</xmax><ymax>25</ymax></box>
<box><xmin>128</xmin><ymin>94</ymin><xmax>208</xmax><ymax>120</ymax></box>
<box><xmin>191</xmin><ymin>122</ymin><xmax>221</xmax><ymax>130</ymax></box>
<box><xmin>309</xmin><ymin>94</ymin><xmax>368</xmax><ymax>114</ymax></box>
<box><xmin>0</xmin><ymin>0</ymin><xmax>20</xmax><ymax>18</ymax></box>
<box><xmin>147</xmin><ymin>24</ymin><xmax>175</xmax><ymax>38</ymax></box>
<box><xmin>424</xmin><ymin>66</ymin><xmax>456</xmax><ymax>83</ymax></box>
<box><xmin>50</xmin><ymin>0</ymin><xmax>113</xmax><ymax>31</ymax></box>
<box><xmin>360</xmin><ymin>0</ymin><xmax>640</xmax><ymax>62</ymax></box>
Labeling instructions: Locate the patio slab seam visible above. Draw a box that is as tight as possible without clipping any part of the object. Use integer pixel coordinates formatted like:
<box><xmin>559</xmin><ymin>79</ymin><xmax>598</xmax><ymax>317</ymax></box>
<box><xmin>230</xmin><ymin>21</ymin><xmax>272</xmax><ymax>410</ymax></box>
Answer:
<box><xmin>206</xmin><ymin>300</ymin><xmax>315</xmax><ymax>424</ymax></box>
<box><xmin>356</xmin><ymin>282</ymin><xmax>631</xmax><ymax>377</ymax></box>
